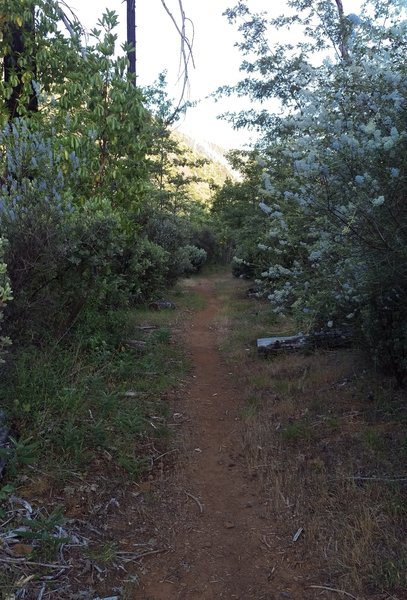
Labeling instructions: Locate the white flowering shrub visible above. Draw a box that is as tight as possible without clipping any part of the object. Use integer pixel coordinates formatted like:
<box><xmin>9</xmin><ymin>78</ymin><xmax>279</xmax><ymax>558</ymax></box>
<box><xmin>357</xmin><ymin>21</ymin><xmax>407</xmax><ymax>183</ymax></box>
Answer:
<box><xmin>223</xmin><ymin>0</ymin><xmax>407</xmax><ymax>381</ymax></box>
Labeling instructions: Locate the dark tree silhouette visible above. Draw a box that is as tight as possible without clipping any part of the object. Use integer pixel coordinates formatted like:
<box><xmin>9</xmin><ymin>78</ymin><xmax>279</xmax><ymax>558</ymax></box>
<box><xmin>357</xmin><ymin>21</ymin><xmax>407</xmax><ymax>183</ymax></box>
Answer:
<box><xmin>3</xmin><ymin>7</ymin><xmax>38</xmax><ymax>119</ymax></box>
<box><xmin>127</xmin><ymin>0</ymin><xmax>136</xmax><ymax>82</ymax></box>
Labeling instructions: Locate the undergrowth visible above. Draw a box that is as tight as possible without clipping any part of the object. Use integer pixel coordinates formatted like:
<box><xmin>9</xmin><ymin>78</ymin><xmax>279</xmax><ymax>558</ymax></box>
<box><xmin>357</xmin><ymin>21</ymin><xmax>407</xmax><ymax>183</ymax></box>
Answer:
<box><xmin>217</xmin><ymin>276</ymin><xmax>407</xmax><ymax>599</ymax></box>
<box><xmin>1</xmin><ymin>304</ymin><xmax>187</xmax><ymax>478</ymax></box>
<box><xmin>0</xmin><ymin>283</ymin><xmax>200</xmax><ymax>597</ymax></box>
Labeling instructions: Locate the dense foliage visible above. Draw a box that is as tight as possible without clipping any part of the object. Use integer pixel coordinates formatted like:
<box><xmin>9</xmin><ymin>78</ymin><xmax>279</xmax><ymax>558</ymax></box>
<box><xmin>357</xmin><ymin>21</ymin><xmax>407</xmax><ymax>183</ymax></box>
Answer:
<box><xmin>218</xmin><ymin>0</ymin><xmax>407</xmax><ymax>382</ymax></box>
<box><xmin>0</xmin><ymin>2</ymin><xmax>213</xmax><ymax>349</ymax></box>
<box><xmin>212</xmin><ymin>150</ymin><xmax>268</xmax><ymax>269</ymax></box>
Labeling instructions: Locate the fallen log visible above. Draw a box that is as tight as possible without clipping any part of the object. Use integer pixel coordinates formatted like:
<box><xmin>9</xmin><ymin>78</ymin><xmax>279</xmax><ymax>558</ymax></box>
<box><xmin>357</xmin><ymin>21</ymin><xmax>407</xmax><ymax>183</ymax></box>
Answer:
<box><xmin>122</xmin><ymin>339</ymin><xmax>147</xmax><ymax>350</ymax></box>
<box><xmin>257</xmin><ymin>334</ymin><xmax>307</xmax><ymax>354</ymax></box>
<box><xmin>258</xmin><ymin>329</ymin><xmax>352</xmax><ymax>355</ymax></box>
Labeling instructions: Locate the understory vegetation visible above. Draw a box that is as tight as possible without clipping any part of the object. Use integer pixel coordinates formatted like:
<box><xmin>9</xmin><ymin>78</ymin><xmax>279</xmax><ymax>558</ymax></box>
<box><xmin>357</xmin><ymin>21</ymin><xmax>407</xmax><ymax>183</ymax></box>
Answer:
<box><xmin>216</xmin><ymin>276</ymin><xmax>407</xmax><ymax>597</ymax></box>
<box><xmin>0</xmin><ymin>283</ymin><xmax>201</xmax><ymax>596</ymax></box>
<box><xmin>0</xmin><ymin>5</ymin><xmax>217</xmax><ymax>454</ymax></box>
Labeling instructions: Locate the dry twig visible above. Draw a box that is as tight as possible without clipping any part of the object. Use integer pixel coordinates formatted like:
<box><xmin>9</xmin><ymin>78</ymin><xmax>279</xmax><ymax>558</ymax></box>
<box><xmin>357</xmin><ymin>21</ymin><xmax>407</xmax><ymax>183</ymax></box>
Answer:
<box><xmin>185</xmin><ymin>491</ymin><xmax>204</xmax><ymax>514</ymax></box>
<box><xmin>159</xmin><ymin>0</ymin><xmax>195</xmax><ymax>122</ymax></box>
<box><xmin>118</xmin><ymin>548</ymin><xmax>166</xmax><ymax>562</ymax></box>
<box><xmin>37</xmin><ymin>583</ymin><xmax>46</xmax><ymax>600</ymax></box>
<box><xmin>309</xmin><ymin>585</ymin><xmax>358</xmax><ymax>599</ymax></box>
<box><xmin>0</xmin><ymin>557</ymin><xmax>71</xmax><ymax>570</ymax></box>
<box><xmin>153</xmin><ymin>448</ymin><xmax>179</xmax><ymax>462</ymax></box>
<box><xmin>345</xmin><ymin>475</ymin><xmax>407</xmax><ymax>482</ymax></box>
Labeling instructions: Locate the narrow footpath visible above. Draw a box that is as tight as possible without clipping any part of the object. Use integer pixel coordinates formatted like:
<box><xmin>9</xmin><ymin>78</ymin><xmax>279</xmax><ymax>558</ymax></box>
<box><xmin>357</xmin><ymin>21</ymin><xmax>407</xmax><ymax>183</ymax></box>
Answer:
<box><xmin>139</xmin><ymin>274</ymin><xmax>303</xmax><ymax>600</ymax></box>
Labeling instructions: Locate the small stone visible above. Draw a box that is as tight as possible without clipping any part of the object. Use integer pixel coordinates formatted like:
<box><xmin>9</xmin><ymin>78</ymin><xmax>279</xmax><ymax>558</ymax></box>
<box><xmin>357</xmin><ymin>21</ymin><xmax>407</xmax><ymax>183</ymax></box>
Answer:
<box><xmin>139</xmin><ymin>481</ymin><xmax>151</xmax><ymax>492</ymax></box>
<box><xmin>203</xmin><ymin>541</ymin><xmax>212</xmax><ymax>548</ymax></box>
<box><xmin>11</xmin><ymin>544</ymin><xmax>33</xmax><ymax>556</ymax></box>
<box><xmin>224</xmin><ymin>521</ymin><xmax>235</xmax><ymax>529</ymax></box>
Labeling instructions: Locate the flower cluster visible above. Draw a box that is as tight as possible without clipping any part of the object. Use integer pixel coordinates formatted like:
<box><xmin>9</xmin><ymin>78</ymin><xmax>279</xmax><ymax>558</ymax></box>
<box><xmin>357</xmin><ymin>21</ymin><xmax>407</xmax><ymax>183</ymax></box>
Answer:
<box><xmin>226</xmin><ymin>0</ymin><xmax>407</xmax><ymax>380</ymax></box>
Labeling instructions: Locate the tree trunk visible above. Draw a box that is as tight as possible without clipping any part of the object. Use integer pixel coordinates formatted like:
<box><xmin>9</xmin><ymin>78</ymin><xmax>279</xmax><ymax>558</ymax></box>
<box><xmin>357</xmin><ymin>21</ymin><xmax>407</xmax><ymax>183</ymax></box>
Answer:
<box><xmin>334</xmin><ymin>0</ymin><xmax>351</xmax><ymax>63</ymax></box>
<box><xmin>127</xmin><ymin>0</ymin><xmax>136</xmax><ymax>84</ymax></box>
<box><xmin>3</xmin><ymin>8</ymin><xmax>38</xmax><ymax>119</ymax></box>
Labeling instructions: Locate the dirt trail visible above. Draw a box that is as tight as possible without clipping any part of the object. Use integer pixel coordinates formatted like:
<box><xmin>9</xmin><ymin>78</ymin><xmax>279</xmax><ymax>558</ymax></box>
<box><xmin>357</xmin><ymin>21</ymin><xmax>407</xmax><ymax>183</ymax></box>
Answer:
<box><xmin>139</xmin><ymin>275</ymin><xmax>303</xmax><ymax>600</ymax></box>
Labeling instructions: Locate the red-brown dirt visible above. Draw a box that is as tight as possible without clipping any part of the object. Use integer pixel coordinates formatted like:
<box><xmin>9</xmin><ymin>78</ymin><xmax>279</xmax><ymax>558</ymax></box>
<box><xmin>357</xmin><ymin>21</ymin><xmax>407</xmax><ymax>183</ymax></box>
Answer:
<box><xmin>137</xmin><ymin>274</ymin><xmax>306</xmax><ymax>600</ymax></box>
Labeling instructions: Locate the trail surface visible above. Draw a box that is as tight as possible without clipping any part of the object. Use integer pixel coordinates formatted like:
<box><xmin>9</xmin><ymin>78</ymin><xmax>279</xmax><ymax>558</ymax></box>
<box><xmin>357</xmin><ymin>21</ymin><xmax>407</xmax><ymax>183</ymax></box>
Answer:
<box><xmin>139</xmin><ymin>274</ymin><xmax>302</xmax><ymax>599</ymax></box>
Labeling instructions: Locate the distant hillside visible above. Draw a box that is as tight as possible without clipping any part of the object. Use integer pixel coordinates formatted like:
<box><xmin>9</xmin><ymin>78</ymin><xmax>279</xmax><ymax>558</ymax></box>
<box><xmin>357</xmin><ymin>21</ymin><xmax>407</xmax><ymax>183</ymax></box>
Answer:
<box><xmin>172</xmin><ymin>131</ymin><xmax>238</xmax><ymax>206</ymax></box>
<box><xmin>178</xmin><ymin>133</ymin><xmax>236</xmax><ymax>175</ymax></box>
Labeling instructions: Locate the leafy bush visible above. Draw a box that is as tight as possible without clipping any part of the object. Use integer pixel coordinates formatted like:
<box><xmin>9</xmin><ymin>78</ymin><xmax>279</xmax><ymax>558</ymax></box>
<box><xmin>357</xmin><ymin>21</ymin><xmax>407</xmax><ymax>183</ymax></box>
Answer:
<box><xmin>0</xmin><ymin>5</ymin><xmax>215</xmax><ymax>356</ymax></box>
<box><xmin>211</xmin><ymin>155</ymin><xmax>269</xmax><ymax>268</ymax></box>
<box><xmin>0</xmin><ymin>124</ymin><xmax>118</xmax><ymax>339</ymax></box>
<box><xmin>118</xmin><ymin>235</ymin><xmax>170</xmax><ymax>303</ymax></box>
<box><xmin>143</xmin><ymin>211</ymin><xmax>208</xmax><ymax>279</ymax></box>
<box><xmin>220</xmin><ymin>0</ymin><xmax>407</xmax><ymax>380</ymax></box>
<box><xmin>0</xmin><ymin>121</ymin><xmax>205</xmax><ymax>346</ymax></box>
<box><xmin>361</xmin><ymin>276</ymin><xmax>407</xmax><ymax>386</ymax></box>
<box><xmin>190</xmin><ymin>226</ymin><xmax>218</xmax><ymax>263</ymax></box>
<box><xmin>177</xmin><ymin>245</ymin><xmax>207</xmax><ymax>275</ymax></box>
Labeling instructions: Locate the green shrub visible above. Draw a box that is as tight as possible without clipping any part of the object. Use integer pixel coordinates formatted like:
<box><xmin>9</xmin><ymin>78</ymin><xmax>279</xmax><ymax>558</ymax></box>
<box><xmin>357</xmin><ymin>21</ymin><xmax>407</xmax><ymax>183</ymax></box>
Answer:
<box><xmin>0</xmin><ymin>238</ymin><xmax>12</xmax><ymax>361</ymax></box>
<box><xmin>179</xmin><ymin>245</ymin><xmax>207</xmax><ymax>274</ymax></box>
<box><xmin>0</xmin><ymin>123</ymin><xmax>167</xmax><ymax>343</ymax></box>
<box><xmin>361</xmin><ymin>279</ymin><xmax>407</xmax><ymax>386</ymax></box>
<box><xmin>118</xmin><ymin>235</ymin><xmax>170</xmax><ymax>303</ymax></box>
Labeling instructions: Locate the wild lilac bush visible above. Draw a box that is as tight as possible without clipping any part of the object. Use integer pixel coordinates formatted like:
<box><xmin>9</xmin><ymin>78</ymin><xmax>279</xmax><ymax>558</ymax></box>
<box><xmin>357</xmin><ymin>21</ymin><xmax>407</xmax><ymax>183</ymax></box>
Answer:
<box><xmin>0</xmin><ymin>122</ymin><xmax>176</xmax><ymax>341</ymax></box>
<box><xmin>0</xmin><ymin>125</ymin><xmax>110</xmax><ymax>339</ymax></box>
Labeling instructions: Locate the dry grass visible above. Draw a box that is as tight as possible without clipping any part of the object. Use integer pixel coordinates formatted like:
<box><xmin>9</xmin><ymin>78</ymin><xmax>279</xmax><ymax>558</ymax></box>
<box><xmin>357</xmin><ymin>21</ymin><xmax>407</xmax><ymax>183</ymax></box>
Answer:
<box><xmin>216</xmin><ymin>274</ymin><xmax>407</xmax><ymax>600</ymax></box>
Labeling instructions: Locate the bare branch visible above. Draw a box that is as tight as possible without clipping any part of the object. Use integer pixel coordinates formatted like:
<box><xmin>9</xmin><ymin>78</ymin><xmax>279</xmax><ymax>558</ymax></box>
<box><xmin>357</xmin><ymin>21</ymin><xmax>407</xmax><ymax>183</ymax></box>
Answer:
<box><xmin>55</xmin><ymin>1</ymin><xmax>87</xmax><ymax>58</ymax></box>
<box><xmin>309</xmin><ymin>585</ymin><xmax>358</xmax><ymax>600</ymax></box>
<box><xmin>127</xmin><ymin>0</ymin><xmax>136</xmax><ymax>82</ymax></box>
<box><xmin>159</xmin><ymin>0</ymin><xmax>195</xmax><ymax>123</ymax></box>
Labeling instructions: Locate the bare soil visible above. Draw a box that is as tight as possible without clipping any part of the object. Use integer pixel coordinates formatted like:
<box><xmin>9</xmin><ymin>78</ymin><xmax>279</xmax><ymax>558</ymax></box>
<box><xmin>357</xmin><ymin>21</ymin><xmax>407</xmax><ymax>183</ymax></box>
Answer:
<box><xmin>137</xmin><ymin>274</ymin><xmax>308</xmax><ymax>600</ymax></box>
